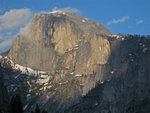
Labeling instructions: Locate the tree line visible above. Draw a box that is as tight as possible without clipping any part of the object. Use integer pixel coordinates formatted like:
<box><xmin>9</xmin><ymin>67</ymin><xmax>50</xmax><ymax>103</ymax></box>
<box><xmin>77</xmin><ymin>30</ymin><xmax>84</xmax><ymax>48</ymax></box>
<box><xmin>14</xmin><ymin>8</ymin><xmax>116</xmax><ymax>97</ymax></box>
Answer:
<box><xmin>0</xmin><ymin>94</ymin><xmax>48</xmax><ymax>113</ymax></box>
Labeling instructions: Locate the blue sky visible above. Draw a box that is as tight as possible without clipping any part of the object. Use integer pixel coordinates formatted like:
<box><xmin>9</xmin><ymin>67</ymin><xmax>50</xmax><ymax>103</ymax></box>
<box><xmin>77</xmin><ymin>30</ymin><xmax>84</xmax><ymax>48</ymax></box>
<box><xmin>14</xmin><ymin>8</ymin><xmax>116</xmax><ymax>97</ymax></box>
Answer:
<box><xmin>0</xmin><ymin>0</ymin><xmax>150</xmax><ymax>52</ymax></box>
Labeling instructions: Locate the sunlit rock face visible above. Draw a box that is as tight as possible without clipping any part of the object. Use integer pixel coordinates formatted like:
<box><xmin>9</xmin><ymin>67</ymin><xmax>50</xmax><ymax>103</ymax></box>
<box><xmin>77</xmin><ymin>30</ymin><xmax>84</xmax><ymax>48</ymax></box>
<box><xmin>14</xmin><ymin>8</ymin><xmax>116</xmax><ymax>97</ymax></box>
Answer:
<box><xmin>8</xmin><ymin>12</ymin><xmax>112</xmax><ymax>75</ymax></box>
<box><xmin>6</xmin><ymin>12</ymin><xmax>113</xmax><ymax>113</ymax></box>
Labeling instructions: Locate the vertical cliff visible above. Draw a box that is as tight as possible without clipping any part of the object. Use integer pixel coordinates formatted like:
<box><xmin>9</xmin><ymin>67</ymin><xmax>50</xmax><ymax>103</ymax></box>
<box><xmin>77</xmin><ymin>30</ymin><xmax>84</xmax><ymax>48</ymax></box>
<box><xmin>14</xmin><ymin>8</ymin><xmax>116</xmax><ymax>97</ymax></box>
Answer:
<box><xmin>8</xmin><ymin>12</ymin><xmax>112</xmax><ymax>75</ymax></box>
<box><xmin>6</xmin><ymin>12</ymin><xmax>114</xmax><ymax>113</ymax></box>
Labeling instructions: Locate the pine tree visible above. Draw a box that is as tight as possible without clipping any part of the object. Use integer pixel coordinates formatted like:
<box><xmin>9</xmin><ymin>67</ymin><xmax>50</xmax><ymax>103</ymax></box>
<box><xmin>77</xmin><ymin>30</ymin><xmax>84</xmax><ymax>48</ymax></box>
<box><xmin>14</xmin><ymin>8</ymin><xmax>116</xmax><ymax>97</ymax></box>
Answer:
<box><xmin>8</xmin><ymin>94</ymin><xmax>23</xmax><ymax>113</ymax></box>
<box><xmin>41</xmin><ymin>110</ymin><xmax>48</xmax><ymax>113</ymax></box>
<box><xmin>35</xmin><ymin>104</ymin><xmax>40</xmax><ymax>113</ymax></box>
<box><xmin>31</xmin><ymin>111</ymin><xmax>34</xmax><ymax>113</ymax></box>
<box><xmin>0</xmin><ymin>108</ymin><xmax>2</xmax><ymax>113</ymax></box>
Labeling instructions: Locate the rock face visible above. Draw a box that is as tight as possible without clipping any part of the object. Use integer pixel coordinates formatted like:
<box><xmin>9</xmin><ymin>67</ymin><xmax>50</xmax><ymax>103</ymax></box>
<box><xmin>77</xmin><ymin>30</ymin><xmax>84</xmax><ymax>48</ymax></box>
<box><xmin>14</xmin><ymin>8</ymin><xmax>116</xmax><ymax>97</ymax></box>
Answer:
<box><xmin>8</xmin><ymin>12</ymin><xmax>112</xmax><ymax>75</ymax></box>
<box><xmin>1</xmin><ymin>12</ymin><xmax>150</xmax><ymax>113</ymax></box>
<box><xmin>7</xmin><ymin>12</ymin><xmax>113</xmax><ymax>112</ymax></box>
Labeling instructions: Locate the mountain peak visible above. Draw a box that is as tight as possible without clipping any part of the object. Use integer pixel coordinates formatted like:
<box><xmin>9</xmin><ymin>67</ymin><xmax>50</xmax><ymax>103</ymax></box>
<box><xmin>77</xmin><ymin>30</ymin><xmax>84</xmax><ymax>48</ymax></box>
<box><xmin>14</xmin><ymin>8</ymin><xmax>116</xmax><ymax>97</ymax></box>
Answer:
<box><xmin>8</xmin><ymin>13</ymin><xmax>112</xmax><ymax>74</ymax></box>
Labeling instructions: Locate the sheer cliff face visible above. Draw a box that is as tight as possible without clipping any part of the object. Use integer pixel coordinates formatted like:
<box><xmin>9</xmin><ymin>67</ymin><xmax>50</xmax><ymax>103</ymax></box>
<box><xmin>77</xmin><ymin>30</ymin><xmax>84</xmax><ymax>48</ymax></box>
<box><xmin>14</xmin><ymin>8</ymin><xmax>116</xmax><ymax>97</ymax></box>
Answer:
<box><xmin>8</xmin><ymin>12</ymin><xmax>112</xmax><ymax>74</ymax></box>
<box><xmin>7</xmin><ymin>12</ymin><xmax>113</xmax><ymax>112</ymax></box>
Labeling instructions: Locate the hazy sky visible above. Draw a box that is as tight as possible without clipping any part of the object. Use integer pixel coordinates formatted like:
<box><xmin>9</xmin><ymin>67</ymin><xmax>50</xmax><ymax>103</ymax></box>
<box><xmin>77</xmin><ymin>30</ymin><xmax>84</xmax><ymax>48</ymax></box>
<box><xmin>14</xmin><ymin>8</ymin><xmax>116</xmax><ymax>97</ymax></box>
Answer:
<box><xmin>0</xmin><ymin>0</ymin><xmax>150</xmax><ymax>52</ymax></box>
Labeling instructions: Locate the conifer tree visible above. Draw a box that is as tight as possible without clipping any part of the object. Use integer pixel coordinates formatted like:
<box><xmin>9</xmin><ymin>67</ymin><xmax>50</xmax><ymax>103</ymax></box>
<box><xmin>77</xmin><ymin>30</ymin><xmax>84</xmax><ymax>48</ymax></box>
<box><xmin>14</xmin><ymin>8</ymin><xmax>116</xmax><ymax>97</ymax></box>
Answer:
<box><xmin>41</xmin><ymin>110</ymin><xmax>48</xmax><ymax>113</ymax></box>
<box><xmin>0</xmin><ymin>108</ymin><xmax>2</xmax><ymax>113</ymax></box>
<box><xmin>8</xmin><ymin>94</ymin><xmax>23</xmax><ymax>113</ymax></box>
<box><xmin>35</xmin><ymin>104</ymin><xmax>40</xmax><ymax>113</ymax></box>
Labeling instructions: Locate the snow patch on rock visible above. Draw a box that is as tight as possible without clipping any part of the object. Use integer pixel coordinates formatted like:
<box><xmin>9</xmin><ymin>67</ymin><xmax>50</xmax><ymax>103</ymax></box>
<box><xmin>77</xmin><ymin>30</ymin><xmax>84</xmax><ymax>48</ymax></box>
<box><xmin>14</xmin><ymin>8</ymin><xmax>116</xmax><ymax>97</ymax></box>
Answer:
<box><xmin>1</xmin><ymin>56</ymin><xmax>48</xmax><ymax>77</ymax></box>
<box><xmin>82</xmin><ymin>20</ymin><xmax>86</xmax><ymax>23</ymax></box>
<box><xmin>75</xmin><ymin>74</ymin><xmax>82</xmax><ymax>77</ymax></box>
<box><xmin>0</xmin><ymin>55</ymin><xmax>2</xmax><ymax>60</ymax></box>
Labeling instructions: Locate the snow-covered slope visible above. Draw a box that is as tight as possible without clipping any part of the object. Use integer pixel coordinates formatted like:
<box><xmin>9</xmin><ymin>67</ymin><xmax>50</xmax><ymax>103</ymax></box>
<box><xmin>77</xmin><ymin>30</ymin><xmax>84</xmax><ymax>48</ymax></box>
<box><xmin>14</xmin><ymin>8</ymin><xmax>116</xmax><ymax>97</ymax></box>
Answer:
<box><xmin>1</xmin><ymin>56</ymin><xmax>48</xmax><ymax>76</ymax></box>
<box><xmin>0</xmin><ymin>56</ymin><xmax>52</xmax><ymax>91</ymax></box>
